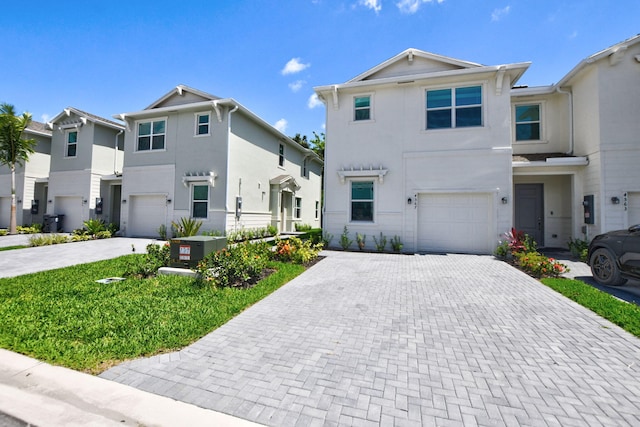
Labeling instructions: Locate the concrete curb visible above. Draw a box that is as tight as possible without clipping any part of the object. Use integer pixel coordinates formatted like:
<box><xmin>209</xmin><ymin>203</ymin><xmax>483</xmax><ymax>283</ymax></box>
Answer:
<box><xmin>0</xmin><ymin>350</ymin><xmax>262</xmax><ymax>427</ymax></box>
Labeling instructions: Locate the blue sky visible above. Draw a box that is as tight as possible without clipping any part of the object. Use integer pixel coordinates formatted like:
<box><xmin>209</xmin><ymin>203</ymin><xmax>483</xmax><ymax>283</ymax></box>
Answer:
<box><xmin>1</xmin><ymin>0</ymin><xmax>638</xmax><ymax>139</ymax></box>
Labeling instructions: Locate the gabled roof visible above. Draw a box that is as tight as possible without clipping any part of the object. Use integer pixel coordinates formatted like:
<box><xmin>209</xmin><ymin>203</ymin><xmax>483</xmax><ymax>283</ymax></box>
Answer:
<box><xmin>558</xmin><ymin>34</ymin><xmax>640</xmax><ymax>87</ymax></box>
<box><xmin>348</xmin><ymin>48</ymin><xmax>483</xmax><ymax>83</ymax></box>
<box><xmin>47</xmin><ymin>107</ymin><xmax>124</xmax><ymax>131</ymax></box>
<box><xmin>24</xmin><ymin>120</ymin><xmax>52</xmax><ymax>137</ymax></box>
<box><xmin>145</xmin><ymin>84</ymin><xmax>220</xmax><ymax>110</ymax></box>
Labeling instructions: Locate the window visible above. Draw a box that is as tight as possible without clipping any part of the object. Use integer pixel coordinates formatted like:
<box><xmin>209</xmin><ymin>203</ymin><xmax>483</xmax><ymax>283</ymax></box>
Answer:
<box><xmin>315</xmin><ymin>201</ymin><xmax>319</xmax><ymax>219</ymax></box>
<box><xmin>302</xmin><ymin>159</ymin><xmax>308</xmax><ymax>178</ymax></box>
<box><xmin>279</xmin><ymin>144</ymin><xmax>285</xmax><ymax>167</ymax></box>
<box><xmin>195</xmin><ymin>113</ymin><xmax>210</xmax><ymax>136</ymax></box>
<box><xmin>426</xmin><ymin>85</ymin><xmax>482</xmax><ymax>129</ymax></box>
<box><xmin>354</xmin><ymin>96</ymin><xmax>371</xmax><ymax>121</ymax></box>
<box><xmin>294</xmin><ymin>197</ymin><xmax>302</xmax><ymax>219</ymax></box>
<box><xmin>137</xmin><ymin>119</ymin><xmax>166</xmax><ymax>151</ymax></box>
<box><xmin>65</xmin><ymin>131</ymin><xmax>78</xmax><ymax>157</ymax></box>
<box><xmin>515</xmin><ymin>104</ymin><xmax>540</xmax><ymax>141</ymax></box>
<box><xmin>351</xmin><ymin>181</ymin><xmax>374</xmax><ymax>222</ymax></box>
<box><xmin>192</xmin><ymin>184</ymin><xmax>209</xmax><ymax>218</ymax></box>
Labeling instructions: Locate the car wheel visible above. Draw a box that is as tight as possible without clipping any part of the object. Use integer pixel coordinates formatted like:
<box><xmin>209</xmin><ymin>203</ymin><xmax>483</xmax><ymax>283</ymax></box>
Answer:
<box><xmin>590</xmin><ymin>248</ymin><xmax>627</xmax><ymax>286</ymax></box>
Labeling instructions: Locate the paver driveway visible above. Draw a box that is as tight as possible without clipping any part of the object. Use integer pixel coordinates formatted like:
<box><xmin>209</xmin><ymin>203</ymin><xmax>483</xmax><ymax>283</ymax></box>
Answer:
<box><xmin>101</xmin><ymin>251</ymin><xmax>640</xmax><ymax>426</ymax></box>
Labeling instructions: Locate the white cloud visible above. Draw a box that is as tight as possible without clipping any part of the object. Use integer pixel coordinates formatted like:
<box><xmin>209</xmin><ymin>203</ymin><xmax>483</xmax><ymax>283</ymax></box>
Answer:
<box><xmin>396</xmin><ymin>0</ymin><xmax>443</xmax><ymax>15</ymax></box>
<box><xmin>491</xmin><ymin>5</ymin><xmax>511</xmax><ymax>22</ymax></box>
<box><xmin>360</xmin><ymin>0</ymin><xmax>382</xmax><ymax>13</ymax></box>
<box><xmin>41</xmin><ymin>114</ymin><xmax>51</xmax><ymax>123</ymax></box>
<box><xmin>281</xmin><ymin>58</ymin><xmax>310</xmax><ymax>75</ymax></box>
<box><xmin>307</xmin><ymin>93</ymin><xmax>323</xmax><ymax>109</ymax></box>
<box><xmin>273</xmin><ymin>118</ymin><xmax>288</xmax><ymax>133</ymax></box>
<box><xmin>289</xmin><ymin>80</ymin><xmax>306</xmax><ymax>92</ymax></box>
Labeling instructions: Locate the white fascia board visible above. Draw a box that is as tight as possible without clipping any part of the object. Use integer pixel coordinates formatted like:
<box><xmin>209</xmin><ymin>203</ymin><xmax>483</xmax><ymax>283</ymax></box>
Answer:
<box><xmin>115</xmin><ymin>99</ymin><xmax>226</xmax><ymax>120</ymax></box>
<box><xmin>510</xmin><ymin>85</ymin><xmax>556</xmax><ymax>97</ymax></box>
<box><xmin>315</xmin><ymin>62</ymin><xmax>531</xmax><ymax>93</ymax></box>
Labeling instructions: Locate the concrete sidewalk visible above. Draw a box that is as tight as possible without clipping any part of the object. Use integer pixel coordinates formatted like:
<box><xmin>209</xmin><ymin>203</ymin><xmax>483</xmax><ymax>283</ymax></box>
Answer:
<box><xmin>0</xmin><ymin>349</ymin><xmax>262</xmax><ymax>426</ymax></box>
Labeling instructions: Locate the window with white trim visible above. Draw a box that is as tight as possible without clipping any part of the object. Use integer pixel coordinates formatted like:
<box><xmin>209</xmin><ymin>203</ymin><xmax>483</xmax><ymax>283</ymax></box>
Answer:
<box><xmin>195</xmin><ymin>113</ymin><xmax>210</xmax><ymax>136</ymax></box>
<box><xmin>354</xmin><ymin>96</ymin><xmax>371</xmax><ymax>121</ymax></box>
<box><xmin>65</xmin><ymin>130</ymin><xmax>78</xmax><ymax>157</ymax></box>
<box><xmin>426</xmin><ymin>85</ymin><xmax>482</xmax><ymax>129</ymax></box>
<box><xmin>315</xmin><ymin>201</ymin><xmax>319</xmax><ymax>219</ymax></box>
<box><xmin>351</xmin><ymin>181</ymin><xmax>374</xmax><ymax>222</ymax></box>
<box><xmin>302</xmin><ymin>159</ymin><xmax>308</xmax><ymax>178</ymax></box>
<box><xmin>515</xmin><ymin>104</ymin><xmax>541</xmax><ymax>141</ymax></box>
<box><xmin>137</xmin><ymin>119</ymin><xmax>166</xmax><ymax>151</ymax></box>
<box><xmin>294</xmin><ymin>197</ymin><xmax>302</xmax><ymax>219</ymax></box>
<box><xmin>192</xmin><ymin>184</ymin><xmax>209</xmax><ymax>218</ymax></box>
<box><xmin>279</xmin><ymin>144</ymin><xmax>285</xmax><ymax>167</ymax></box>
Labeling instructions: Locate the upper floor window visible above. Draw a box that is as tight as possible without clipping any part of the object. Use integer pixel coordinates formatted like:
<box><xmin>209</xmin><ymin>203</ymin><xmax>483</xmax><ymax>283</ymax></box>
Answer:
<box><xmin>65</xmin><ymin>130</ymin><xmax>78</xmax><ymax>157</ymax></box>
<box><xmin>426</xmin><ymin>85</ymin><xmax>482</xmax><ymax>129</ymax></box>
<box><xmin>192</xmin><ymin>184</ymin><xmax>209</xmax><ymax>218</ymax></box>
<box><xmin>354</xmin><ymin>96</ymin><xmax>371</xmax><ymax>121</ymax></box>
<box><xmin>137</xmin><ymin>119</ymin><xmax>166</xmax><ymax>151</ymax></box>
<box><xmin>302</xmin><ymin>159</ymin><xmax>308</xmax><ymax>178</ymax></box>
<box><xmin>351</xmin><ymin>181</ymin><xmax>374</xmax><ymax>222</ymax></box>
<box><xmin>195</xmin><ymin>113</ymin><xmax>210</xmax><ymax>136</ymax></box>
<box><xmin>279</xmin><ymin>143</ymin><xmax>285</xmax><ymax>167</ymax></box>
<box><xmin>515</xmin><ymin>104</ymin><xmax>540</xmax><ymax>141</ymax></box>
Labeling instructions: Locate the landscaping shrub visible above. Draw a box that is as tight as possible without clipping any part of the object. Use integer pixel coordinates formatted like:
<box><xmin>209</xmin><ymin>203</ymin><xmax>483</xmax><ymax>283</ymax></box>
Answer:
<box><xmin>390</xmin><ymin>235</ymin><xmax>403</xmax><ymax>252</ymax></box>
<box><xmin>356</xmin><ymin>233</ymin><xmax>366</xmax><ymax>250</ymax></box>
<box><xmin>226</xmin><ymin>226</ymin><xmax>277</xmax><ymax>242</ymax></box>
<box><xmin>0</xmin><ymin>229</ymin><xmax>7</xmax><ymax>236</ymax></box>
<box><xmin>124</xmin><ymin>243</ymin><xmax>170</xmax><ymax>278</ymax></box>
<box><xmin>373</xmin><ymin>232</ymin><xmax>387</xmax><ymax>252</ymax></box>
<box><xmin>29</xmin><ymin>234</ymin><xmax>70</xmax><ymax>246</ymax></box>
<box><xmin>157</xmin><ymin>224</ymin><xmax>168</xmax><ymax>240</ymax></box>
<box><xmin>275</xmin><ymin>236</ymin><xmax>323</xmax><ymax>264</ymax></box>
<box><xmin>196</xmin><ymin>242</ymin><xmax>272</xmax><ymax>287</ymax></box>
<box><xmin>17</xmin><ymin>224</ymin><xmax>42</xmax><ymax>234</ymax></box>
<box><xmin>171</xmin><ymin>217</ymin><xmax>203</xmax><ymax>237</ymax></box>
<box><xmin>513</xmin><ymin>251</ymin><xmax>568</xmax><ymax>278</ymax></box>
<box><xmin>322</xmin><ymin>230</ymin><xmax>333</xmax><ymax>247</ymax></box>
<box><xmin>568</xmin><ymin>237</ymin><xmax>589</xmax><ymax>262</ymax></box>
<box><xmin>295</xmin><ymin>223</ymin><xmax>313</xmax><ymax>232</ymax></box>
<box><xmin>340</xmin><ymin>226</ymin><xmax>353</xmax><ymax>250</ymax></box>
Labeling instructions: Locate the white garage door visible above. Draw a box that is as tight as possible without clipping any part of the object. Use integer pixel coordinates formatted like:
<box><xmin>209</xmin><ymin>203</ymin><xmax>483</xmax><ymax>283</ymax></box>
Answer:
<box><xmin>0</xmin><ymin>197</ymin><xmax>10</xmax><ymax>229</ymax></box>
<box><xmin>628</xmin><ymin>192</ymin><xmax>640</xmax><ymax>226</ymax></box>
<box><xmin>129</xmin><ymin>195</ymin><xmax>166</xmax><ymax>237</ymax></box>
<box><xmin>55</xmin><ymin>197</ymin><xmax>83</xmax><ymax>232</ymax></box>
<box><xmin>418</xmin><ymin>193</ymin><xmax>493</xmax><ymax>254</ymax></box>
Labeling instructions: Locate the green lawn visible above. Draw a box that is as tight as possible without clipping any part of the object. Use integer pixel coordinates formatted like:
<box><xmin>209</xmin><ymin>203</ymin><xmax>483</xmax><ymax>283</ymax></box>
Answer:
<box><xmin>0</xmin><ymin>254</ymin><xmax>305</xmax><ymax>373</ymax></box>
<box><xmin>0</xmin><ymin>245</ymin><xmax>27</xmax><ymax>251</ymax></box>
<box><xmin>541</xmin><ymin>277</ymin><xmax>640</xmax><ymax>338</ymax></box>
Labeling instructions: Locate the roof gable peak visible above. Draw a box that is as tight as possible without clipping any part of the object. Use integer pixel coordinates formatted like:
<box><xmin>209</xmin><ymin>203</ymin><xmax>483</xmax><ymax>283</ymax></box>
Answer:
<box><xmin>146</xmin><ymin>84</ymin><xmax>221</xmax><ymax>110</ymax></box>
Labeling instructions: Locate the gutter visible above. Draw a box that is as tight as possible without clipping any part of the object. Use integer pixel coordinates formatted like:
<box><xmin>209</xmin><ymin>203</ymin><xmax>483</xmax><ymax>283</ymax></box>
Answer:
<box><xmin>556</xmin><ymin>86</ymin><xmax>574</xmax><ymax>155</ymax></box>
<box><xmin>114</xmin><ymin>129</ymin><xmax>123</xmax><ymax>174</ymax></box>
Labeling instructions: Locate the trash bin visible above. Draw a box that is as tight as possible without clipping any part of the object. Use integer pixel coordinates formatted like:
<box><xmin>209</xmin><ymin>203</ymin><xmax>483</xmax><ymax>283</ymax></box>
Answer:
<box><xmin>55</xmin><ymin>215</ymin><xmax>64</xmax><ymax>232</ymax></box>
<box><xmin>43</xmin><ymin>214</ymin><xmax>51</xmax><ymax>232</ymax></box>
<box><xmin>43</xmin><ymin>214</ymin><xmax>65</xmax><ymax>233</ymax></box>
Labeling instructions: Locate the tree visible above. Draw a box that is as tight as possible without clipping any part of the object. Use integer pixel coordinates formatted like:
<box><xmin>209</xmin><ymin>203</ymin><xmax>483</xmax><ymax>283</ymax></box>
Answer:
<box><xmin>291</xmin><ymin>133</ymin><xmax>310</xmax><ymax>149</ymax></box>
<box><xmin>0</xmin><ymin>103</ymin><xmax>36</xmax><ymax>234</ymax></box>
<box><xmin>310</xmin><ymin>131</ymin><xmax>325</xmax><ymax>159</ymax></box>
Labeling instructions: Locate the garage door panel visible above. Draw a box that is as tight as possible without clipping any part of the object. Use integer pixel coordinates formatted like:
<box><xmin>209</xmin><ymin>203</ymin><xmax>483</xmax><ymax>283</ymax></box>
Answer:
<box><xmin>55</xmin><ymin>197</ymin><xmax>83</xmax><ymax>232</ymax></box>
<box><xmin>129</xmin><ymin>195</ymin><xmax>166</xmax><ymax>237</ymax></box>
<box><xmin>418</xmin><ymin>193</ymin><xmax>492</xmax><ymax>254</ymax></box>
<box><xmin>629</xmin><ymin>192</ymin><xmax>640</xmax><ymax>226</ymax></box>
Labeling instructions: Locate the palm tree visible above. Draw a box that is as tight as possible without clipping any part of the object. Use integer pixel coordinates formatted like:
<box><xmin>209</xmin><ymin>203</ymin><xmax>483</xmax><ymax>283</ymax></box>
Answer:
<box><xmin>0</xmin><ymin>103</ymin><xmax>36</xmax><ymax>234</ymax></box>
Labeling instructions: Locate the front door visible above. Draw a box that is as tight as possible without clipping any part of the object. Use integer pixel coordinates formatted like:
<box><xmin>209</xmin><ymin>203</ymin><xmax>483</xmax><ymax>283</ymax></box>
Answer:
<box><xmin>110</xmin><ymin>185</ymin><xmax>122</xmax><ymax>228</ymax></box>
<box><xmin>515</xmin><ymin>184</ymin><xmax>544</xmax><ymax>246</ymax></box>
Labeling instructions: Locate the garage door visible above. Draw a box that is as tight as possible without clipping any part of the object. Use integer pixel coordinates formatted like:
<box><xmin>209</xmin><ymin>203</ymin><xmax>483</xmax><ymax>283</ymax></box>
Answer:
<box><xmin>628</xmin><ymin>192</ymin><xmax>640</xmax><ymax>226</ymax></box>
<box><xmin>0</xmin><ymin>197</ymin><xmax>10</xmax><ymax>229</ymax></box>
<box><xmin>55</xmin><ymin>197</ymin><xmax>83</xmax><ymax>232</ymax></box>
<box><xmin>129</xmin><ymin>195</ymin><xmax>166</xmax><ymax>237</ymax></box>
<box><xmin>418</xmin><ymin>193</ymin><xmax>493</xmax><ymax>254</ymax></box>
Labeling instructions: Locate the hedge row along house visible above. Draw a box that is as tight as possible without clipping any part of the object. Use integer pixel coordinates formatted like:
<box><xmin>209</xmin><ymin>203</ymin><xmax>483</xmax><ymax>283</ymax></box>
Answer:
<box><xmin>314</xmin><ymin>35</ymin><xmax>640</xmax><ymax>253</ymax></box>
<box><xmin>0</xmin><ymin>86</ymin><xmax>323</xmax><ymax>236</ymax></box>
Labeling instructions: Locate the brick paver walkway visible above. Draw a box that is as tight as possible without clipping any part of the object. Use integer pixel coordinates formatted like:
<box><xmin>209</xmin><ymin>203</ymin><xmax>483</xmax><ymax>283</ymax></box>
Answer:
<box><xmin>101</xmin><ymin>252</ymin><xmax>640</xmax><ymax>426</ymax></box>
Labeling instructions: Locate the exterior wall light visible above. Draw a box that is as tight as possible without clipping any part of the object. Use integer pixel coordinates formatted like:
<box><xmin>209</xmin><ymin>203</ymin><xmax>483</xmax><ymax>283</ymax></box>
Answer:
<box><xmin>407</xmin><ymin>197</ymin><xmax>412</xmax><ymax>205</ymax></box>
<box><xmin>122</xmin><ymin>199</ymin><xmax>127</xmax><ymax>204</ymax></box>
<box><xmin>166</xmin><ymin>199</ymin><xmax>172</xmax><ymax>204</ymax></box>
<box><xmin>501</xmin><ymin>197</ymin><xmax>508</xmax><ymax>204</ymax></box>
<box><xmin>611</xmin><ymin>196</ymin><xmax>620</xmax><ymax>204</ymax></box>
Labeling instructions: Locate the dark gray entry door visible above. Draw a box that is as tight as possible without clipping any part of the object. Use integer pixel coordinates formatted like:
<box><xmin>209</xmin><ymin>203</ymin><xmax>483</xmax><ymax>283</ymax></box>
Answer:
<box><xmin>515</xmin><ymin>184</ymin><xmax>544</xmax><ymax>246</ymax></box>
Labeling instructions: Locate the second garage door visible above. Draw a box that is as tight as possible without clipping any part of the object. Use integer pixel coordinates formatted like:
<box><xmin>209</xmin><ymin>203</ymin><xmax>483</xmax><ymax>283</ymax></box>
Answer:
<box><xmin>418</xmin><ymin>193</ymin><xmax>493</xmax><ymax>254</ymax></box>
<box><xmin>128</xmin><ymin>195</ymin><xmax>166</xmax><ymax>237</ymax></box>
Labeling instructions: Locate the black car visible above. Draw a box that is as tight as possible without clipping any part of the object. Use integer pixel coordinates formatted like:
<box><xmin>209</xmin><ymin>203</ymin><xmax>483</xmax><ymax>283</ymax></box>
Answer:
<box><xmin>588</xmin><ymin>224</ymin><xmax>640</xmax><ymax>285</ymax></box>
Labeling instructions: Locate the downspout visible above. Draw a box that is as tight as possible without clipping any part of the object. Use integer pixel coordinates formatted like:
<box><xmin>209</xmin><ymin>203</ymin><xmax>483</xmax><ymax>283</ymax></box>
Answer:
<box><xmin>556</xmin><ymin>86</ymin><xmax>574</xmax><ymax>155</ymax></box>
<box><xmin>114</xmin><ymin>129</ymin><xmax>124</xmax><ymax>174</ymax></box>
<box><xmin>226</xmin><ymin>104</ymin><xmax>239</xmax><ymax>230</ymax></box>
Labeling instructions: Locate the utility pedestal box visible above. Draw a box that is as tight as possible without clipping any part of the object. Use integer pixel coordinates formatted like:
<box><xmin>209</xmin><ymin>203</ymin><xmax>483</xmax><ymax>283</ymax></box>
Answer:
<box><xmin>170</xmin><ymin>236</ymin><xmax>227</xmax><ymax>268</ymax></box>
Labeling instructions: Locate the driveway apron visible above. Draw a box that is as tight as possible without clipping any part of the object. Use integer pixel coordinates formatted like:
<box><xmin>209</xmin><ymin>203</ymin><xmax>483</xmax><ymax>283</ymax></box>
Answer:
<box><xmin>101</xmin><ymin>251</ymin><xmax>640</xmax><ymax>426</ymax></box>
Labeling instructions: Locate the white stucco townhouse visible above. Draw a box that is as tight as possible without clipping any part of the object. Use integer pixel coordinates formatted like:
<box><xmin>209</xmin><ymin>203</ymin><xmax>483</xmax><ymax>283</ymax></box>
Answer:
<box><xmin>45</xmin><ymin>108</ymin><xmax>125</xmax><ymax>232</ymax></box>
<box><xmin>0</xmin><ymin>120</ymin><xmax>52</xmax><ymax>228</ymax></box>
<box><xmin>116</xmin><ymin>85</ymin><xmax>323</xmax><ymax>237</ymax></box>
<box><xmin>315</xmin><ymin>35</ymin><xmax>640</xmax><ymax>254</ymax></box>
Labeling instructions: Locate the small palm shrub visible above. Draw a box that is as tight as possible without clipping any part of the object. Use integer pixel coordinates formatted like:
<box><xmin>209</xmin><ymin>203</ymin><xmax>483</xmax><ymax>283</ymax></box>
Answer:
<box><xmin>390</xmin><ymin>235</ymin><xmax>403</xmax><ymax>252</ymax></box>
<box><xmin>356</xmin><ymin>233</ymin><xmax>366</xmax><ymax>250</ymax></box>
<box><xmin>171</xmin><ymin>217</ymin><xmax>203</xmax><ymax>237</ymax></box>
<box><xmin>373</xmin><ymin>232</ymin><xmax>387</xmax><ymax>252</ymax></box>
<box><xmin>340</xmin><ymin>226</ymin><xmax>353</xmax><ymax>250</ymax></box>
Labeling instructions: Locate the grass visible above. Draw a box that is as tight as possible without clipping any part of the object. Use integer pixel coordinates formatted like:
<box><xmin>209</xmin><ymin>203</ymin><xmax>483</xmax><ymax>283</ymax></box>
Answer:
<box><xmin>0</xmin><ymin>245</ymin><xmax>28</xmax><ymax>251</ymax></box>
<box><xmin>541</xmin><ymin>277</ymin><xmax>640</xmax><ymax>338</ymax></box>
<box><xmin>0</xmin><ymin>254</ymin><xmax>306</xmax><ymax>374</ymax></box>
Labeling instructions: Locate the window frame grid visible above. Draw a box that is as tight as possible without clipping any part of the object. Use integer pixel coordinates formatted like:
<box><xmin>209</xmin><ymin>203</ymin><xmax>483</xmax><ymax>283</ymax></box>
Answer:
<box><xmin>513</xmin><ymin>102</ymin><xmax>543</xmax><ymax>142</ymax></box>
<box><xmin>65</xmin><ymin>130</ymin><xmax>78</xmax><ymax>158</ymax></box>
<box><xmin>425</xmin><ymin>84</ymin><xmax>483</xmax><ymax>130</ymax></box>
<box><xmin>191</xmin><ymin>183</ymin><xmax>209</xmax><ymax>219</ymax></box>
<box><xmin>136</xmin><ymin>118</ymin><xmax>167</xmax><ymax>152</ymax></box>
<box><xmin>195</xmin><ymin>112</ymin><xmax>211</xmax><ymax>137</ymax></box>
<box><xmin>350</xmin><ymin>180</ymin><xmax>375</xmax><ymax>223</ymax></box>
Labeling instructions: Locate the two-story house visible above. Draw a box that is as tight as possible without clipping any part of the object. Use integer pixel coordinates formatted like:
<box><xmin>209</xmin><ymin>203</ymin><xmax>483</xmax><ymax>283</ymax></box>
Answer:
<box><xmin>46</xmin><ymin>108</ymin><xmax>125</xmax><ymax>231</ymax></box>
<box><xmin>315</xmin><ymin>51</ymin><xmax>529</xmax><ymax>253</ymax></box>
<box><xmin>0</xmin><ymin>120</ymin><xmax>52</xmax><ymax>228</ymax></box>
<box><xmin>116</xmin><ymin>85</ymin><xmax>322</xmax><ymax>237</ymax></box>
<box><xmin>315</xmin><ymin>35</ymin><xmax>640</xmax><ymax>254</ymax></box>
